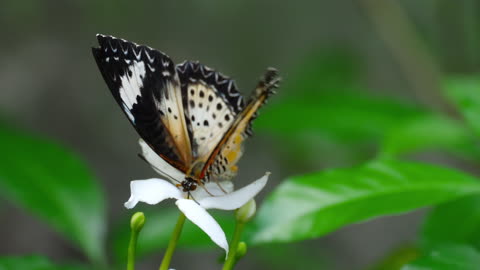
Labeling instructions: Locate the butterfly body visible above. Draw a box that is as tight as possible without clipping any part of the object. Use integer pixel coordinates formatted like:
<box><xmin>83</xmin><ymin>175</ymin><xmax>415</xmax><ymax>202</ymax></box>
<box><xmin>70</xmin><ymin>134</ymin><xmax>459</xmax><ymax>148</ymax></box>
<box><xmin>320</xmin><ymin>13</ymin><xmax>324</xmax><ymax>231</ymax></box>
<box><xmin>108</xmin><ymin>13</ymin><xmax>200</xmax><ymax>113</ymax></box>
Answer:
<box><xmin>92</xmin><ymin>34</ymin><xmax>279</xmax><ymax>192</ymax></box>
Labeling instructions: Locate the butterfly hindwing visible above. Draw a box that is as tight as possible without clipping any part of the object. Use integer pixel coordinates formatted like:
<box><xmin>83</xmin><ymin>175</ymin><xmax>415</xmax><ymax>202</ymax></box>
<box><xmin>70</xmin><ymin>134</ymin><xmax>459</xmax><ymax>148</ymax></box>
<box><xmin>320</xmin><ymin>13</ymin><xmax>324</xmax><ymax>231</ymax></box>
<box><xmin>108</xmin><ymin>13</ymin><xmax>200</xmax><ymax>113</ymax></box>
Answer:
<box><xmin>203</xmin><ymin>68</ymin><xmax>280</xmax><ymax>181</ymax></box>
<box><xmin>92</xmin><ymin>34</ymin><xmax>192</xmax><ymax>171</ymax></box>
<box><xmin>177</xmin><ymin>61</ymin><xmax>244</xmax><ymax>161</ymax></box>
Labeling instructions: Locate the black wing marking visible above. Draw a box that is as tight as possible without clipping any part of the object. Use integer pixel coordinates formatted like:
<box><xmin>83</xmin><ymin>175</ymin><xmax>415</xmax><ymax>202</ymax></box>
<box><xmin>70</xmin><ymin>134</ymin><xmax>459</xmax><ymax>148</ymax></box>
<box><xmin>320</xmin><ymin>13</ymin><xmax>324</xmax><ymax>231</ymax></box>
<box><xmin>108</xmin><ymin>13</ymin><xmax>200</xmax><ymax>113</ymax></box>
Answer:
<box><xmin>92</xmin><ymin>34</ymin><xmax>191</xmax><ymax>170</ymax></box>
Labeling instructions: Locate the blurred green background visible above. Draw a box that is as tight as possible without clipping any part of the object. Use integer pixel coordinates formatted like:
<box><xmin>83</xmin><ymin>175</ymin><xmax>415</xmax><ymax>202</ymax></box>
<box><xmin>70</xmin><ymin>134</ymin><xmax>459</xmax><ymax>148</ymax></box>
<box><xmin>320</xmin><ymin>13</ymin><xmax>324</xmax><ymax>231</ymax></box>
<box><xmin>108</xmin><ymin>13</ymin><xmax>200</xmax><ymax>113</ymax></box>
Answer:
<box><xmin>1</xmin><ymin>0</ymin><xmax>480</xmax><ymax>269</ymax></box>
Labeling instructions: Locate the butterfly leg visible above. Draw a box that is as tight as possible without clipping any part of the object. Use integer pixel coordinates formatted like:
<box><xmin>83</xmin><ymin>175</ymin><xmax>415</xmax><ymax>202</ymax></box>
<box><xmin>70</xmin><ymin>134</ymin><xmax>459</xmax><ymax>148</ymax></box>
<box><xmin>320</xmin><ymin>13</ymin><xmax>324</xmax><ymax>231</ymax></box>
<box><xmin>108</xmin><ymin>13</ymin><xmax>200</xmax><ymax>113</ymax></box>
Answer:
<box><xmin>213</xmin><ymin>179</ymin><xmax>228</xmax><ymax>194</ymax></box>
<box><xmin>198</xmin><ymin>182</ymin><xmax>215</xmax><ymax>196</ymax></box>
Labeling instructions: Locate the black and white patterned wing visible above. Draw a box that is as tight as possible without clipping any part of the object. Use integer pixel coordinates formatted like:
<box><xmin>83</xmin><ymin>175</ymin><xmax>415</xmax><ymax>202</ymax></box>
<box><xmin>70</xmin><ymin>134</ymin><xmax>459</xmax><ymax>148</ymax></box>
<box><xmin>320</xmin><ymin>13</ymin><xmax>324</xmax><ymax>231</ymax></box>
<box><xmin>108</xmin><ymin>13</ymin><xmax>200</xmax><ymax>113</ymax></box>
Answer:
<box><xmin>202</xmin><ymin>68</ymin><xmax>280</xmax><ymax>182</ymax></box>
<box><xmin>92</xmin><ymin>34</ymin><xmax>192</xmax><ymax>172</ymax></box>
<box><xmin>176</xmin><ymin>61</ymin><xmax>245</xmax><ymax>162</ymax></box>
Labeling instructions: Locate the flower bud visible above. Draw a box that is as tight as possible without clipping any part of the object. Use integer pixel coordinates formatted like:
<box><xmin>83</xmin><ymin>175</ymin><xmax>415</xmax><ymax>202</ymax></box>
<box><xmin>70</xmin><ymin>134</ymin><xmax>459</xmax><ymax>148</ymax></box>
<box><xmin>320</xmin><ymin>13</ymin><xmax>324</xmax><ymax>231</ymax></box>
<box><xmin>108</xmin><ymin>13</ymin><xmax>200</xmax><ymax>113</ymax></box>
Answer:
<box><xmin>130</xmin><ymin>212</ymin><xmax>146</xmax><ymax>232</ymax></box>
<box><xmin>235</xmin><ymin>199</ymin><xmax>256</xmax><ymax>223</ymax></box>
<box><xmin>235</xmin><ymin>242</ymin><xmax>247</xmax><ymax>261</ymax></box>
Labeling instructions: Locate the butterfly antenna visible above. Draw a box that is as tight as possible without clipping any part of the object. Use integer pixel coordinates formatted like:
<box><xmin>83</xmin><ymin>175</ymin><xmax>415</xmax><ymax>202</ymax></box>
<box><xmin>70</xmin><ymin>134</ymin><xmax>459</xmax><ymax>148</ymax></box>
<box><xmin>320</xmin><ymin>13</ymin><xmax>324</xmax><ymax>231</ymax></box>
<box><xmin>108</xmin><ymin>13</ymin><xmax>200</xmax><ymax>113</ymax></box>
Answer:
<box><xmin>137</xmin><ymin>153</ymin><xmax>181</xmax><ymax>184</ymax></box>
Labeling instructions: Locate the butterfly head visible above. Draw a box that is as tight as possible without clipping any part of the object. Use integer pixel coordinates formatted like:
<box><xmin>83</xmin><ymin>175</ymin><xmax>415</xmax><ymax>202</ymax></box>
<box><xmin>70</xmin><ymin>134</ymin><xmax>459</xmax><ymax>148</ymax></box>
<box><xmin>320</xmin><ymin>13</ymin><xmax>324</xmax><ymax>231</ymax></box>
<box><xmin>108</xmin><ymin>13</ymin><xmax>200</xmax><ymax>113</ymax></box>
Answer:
<box><xmin>180</xmin><ymin>177</ymin><xmax>198</xmax><ymax>192</ymax></box>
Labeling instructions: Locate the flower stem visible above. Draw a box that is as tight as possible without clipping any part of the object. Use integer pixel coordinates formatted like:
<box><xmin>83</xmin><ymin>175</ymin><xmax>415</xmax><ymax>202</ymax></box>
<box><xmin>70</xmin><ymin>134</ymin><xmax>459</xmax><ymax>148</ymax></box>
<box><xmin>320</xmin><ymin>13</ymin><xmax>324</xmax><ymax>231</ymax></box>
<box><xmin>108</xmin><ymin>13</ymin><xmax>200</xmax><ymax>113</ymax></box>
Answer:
<box><xmin>159</xmin><ymin>212</ymin><xmax>186</xmax><ymax>270</ymax></box>
<box><xmin>222</xmin><ymin>221</ymin><xmax>246</xmax><ymax>270</ymax></box>
<box><xmin>127</xmin><ymin>231</ymin><xmax>138</xmax><ymax>270</ymax></box>
<box><xmin>127</xmin><ymin>212</ymin><xmax>145</xmax><ymax>270</ymax></box>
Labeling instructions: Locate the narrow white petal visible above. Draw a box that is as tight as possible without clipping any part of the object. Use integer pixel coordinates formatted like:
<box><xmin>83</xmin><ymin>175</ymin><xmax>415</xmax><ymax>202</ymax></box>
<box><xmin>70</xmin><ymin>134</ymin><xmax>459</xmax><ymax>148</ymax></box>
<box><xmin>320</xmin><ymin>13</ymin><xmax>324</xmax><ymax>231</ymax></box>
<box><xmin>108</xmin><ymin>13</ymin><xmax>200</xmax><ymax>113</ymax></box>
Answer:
<box><xmin>191</xmin><ymin>181</ymin><xmax>234</xmax><ymax>199</ymax></box>
<box><xmin>139</xmin><ymin>139</ymin><xmax>185</xmax><ymax>183</ymax></box>
<box><xmin>198</xmin><ymin>172</ymin><xmax>269</xmax><ymax>210</ymax></box>
<box><xmin>176</xmin><ymin>199</ymin><xmax>229</xmax><ymax>254</ymax></box>
<box><xmin>124</xmin><ymin>178</ymin><xmax>182</xmax><ymax>209</ymax></box>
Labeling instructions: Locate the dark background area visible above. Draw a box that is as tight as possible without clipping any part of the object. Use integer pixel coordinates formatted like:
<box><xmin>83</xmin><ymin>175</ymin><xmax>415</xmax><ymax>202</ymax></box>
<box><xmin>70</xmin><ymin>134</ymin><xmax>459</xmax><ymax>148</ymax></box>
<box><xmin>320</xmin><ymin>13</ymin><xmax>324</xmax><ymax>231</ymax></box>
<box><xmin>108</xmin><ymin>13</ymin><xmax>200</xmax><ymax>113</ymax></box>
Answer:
<box><xmin>1</xmin><ymin>0</ymin><xmax>479</xmax><ymax>269</ymax></box>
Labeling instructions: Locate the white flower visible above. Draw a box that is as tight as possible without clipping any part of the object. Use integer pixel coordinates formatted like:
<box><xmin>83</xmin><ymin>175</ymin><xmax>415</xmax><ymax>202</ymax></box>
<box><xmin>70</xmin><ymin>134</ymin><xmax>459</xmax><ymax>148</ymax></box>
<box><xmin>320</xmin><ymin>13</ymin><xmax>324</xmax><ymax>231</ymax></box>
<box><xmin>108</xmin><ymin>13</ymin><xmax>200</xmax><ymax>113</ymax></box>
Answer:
<box><xmin>124</xmin><ymin>139</ymin><xmax>269</xmax><ymax>254</ymax></box>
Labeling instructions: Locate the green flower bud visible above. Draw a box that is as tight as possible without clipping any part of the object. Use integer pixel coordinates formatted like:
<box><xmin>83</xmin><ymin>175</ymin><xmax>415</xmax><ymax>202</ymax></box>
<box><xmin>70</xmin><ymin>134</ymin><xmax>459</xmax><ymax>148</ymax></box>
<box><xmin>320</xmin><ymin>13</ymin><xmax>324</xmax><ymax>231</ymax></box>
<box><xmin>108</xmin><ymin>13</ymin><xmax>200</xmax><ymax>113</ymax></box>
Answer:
<box><xmin>130</xmin><ymin>212</ymin><xmax>146</xmax><ymax>232</ymax></box>
<box><xmin>235</xmin><ymin>242</ymin><xmax>247</xmax><ymax>261</ymax></box>
<box><xmin>235</xmin><ymin>199</ymin><xmax>256</xmax><ymax>223</ymax></box>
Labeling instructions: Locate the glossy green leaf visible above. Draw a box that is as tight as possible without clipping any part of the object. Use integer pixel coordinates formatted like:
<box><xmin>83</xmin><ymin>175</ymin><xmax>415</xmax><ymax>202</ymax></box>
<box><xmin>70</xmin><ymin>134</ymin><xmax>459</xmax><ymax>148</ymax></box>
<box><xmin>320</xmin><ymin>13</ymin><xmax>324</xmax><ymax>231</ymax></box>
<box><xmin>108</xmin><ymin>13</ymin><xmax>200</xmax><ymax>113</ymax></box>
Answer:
<box><xmin>421</xmin><ymin>195</ymin><xmax>480</xmax><ymax>249</ymax></box>
<box><xmin>380</xmin><ymin>114</ymin><xmax>480</xmax><ymax>160</ymax></box>
<box><xmin>248</xmin><ymin>159</ymin><xmax>480</xmax><ymax>244</ymax></box>
<box><xmin>0</xmin><ymin>125</ymin><xmax>106</xmax><ymax>263</ymax></box>
<box><xmin>112</xmin><ymin>208</ymin><xmax>235</xmax><ymax>264</ymax></box>
<box><xmin>443</xmin><ymin>76</ymin><xmax>480</xmax><ymax>136</ymax></box>
<box><xmin>0</xmin><ymin>255</ymin><xmax>87</xmax><ymax>270</ymax></box>
<box><xmin>401</xmin><ymin>245</ymin><xmax>480</xmax><ymax>270</ymax></box>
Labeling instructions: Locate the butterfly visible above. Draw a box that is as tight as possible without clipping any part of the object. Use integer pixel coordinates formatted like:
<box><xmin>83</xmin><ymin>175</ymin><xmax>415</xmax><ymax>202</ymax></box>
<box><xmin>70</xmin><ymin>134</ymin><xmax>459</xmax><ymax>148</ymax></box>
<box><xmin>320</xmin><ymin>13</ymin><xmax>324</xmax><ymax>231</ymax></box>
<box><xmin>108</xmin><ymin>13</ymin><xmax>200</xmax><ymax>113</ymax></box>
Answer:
<box><xmin>92</xmin><ymin>34</ymin><xmax>279</xmax><ymax>193</ymax></box>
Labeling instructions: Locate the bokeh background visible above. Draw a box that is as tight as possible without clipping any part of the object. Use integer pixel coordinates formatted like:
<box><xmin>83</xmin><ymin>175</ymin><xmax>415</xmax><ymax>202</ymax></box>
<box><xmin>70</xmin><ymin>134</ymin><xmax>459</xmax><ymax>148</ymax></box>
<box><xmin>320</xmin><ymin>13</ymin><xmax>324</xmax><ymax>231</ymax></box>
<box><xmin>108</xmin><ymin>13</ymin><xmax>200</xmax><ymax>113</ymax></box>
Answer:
<box><xmin>1</xmin><ymin>0</ymin><xmax>479</xmax><ymax>269</ymax></box>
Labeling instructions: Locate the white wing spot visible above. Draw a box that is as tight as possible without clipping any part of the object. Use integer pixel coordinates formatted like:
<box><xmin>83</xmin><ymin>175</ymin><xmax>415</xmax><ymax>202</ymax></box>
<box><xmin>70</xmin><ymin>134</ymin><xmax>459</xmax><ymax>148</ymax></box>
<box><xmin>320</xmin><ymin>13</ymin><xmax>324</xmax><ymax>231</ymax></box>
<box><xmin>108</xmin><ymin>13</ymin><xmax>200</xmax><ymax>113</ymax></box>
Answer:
<box><xmin>133</xmin><ymin>48</ymin><xmax>142</xmax><ymax>60</ymax></box>
<box><xmin>237</xmin><ymin>97</ymin><xmax>243</xmax><ymax>107</ymax></box>
<box><xmin>161</xmin><ymin>58</ymin><xmax>170</xmax><ymax>67</ymax></box>
<box><xmin>119</xmin><ymin>61</ymin><xmax>146</xmax><ymax>110</ymax></box>
<box><xmin>145</xmin><ymin>50</ymin><xmax>155</xmax><ymax>63</ymax></box>
<box><xmin>148</xmin><ymin>64</ymin><xmax>156</xmax><ymax>72</ymax></box>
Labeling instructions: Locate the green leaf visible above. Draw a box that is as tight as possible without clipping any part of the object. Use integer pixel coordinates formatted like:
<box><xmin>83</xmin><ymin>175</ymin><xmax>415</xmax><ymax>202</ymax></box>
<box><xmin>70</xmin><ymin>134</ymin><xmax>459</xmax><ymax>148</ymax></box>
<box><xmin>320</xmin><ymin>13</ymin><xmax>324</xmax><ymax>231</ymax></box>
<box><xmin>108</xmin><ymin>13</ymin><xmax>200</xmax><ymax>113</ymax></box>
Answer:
<box><xmin>248</xmin><ymin>159</ymin><xmax>480</xmax><ymax>244</ymax></box>
<box><xmin>112</xmin><ymin>208</ymin><xmax>235</xmax><ymax>264</ymax></box>
<box><xmin>380</xmin><ymin>114</ymin><xmax>480</xmax><ymax>160</ymax></box>
<box><xmin>0</xmin><ymin>125</ymin><xmax>106</xmax><ymax>263</ymax></box>
<box><xmin>0</xmin><ymin>255</ymin><xmax>87</xmax><ymax>270</ymax></box>
<box><xmin>443</xmin><ymin>76</ymin><xmax>480</xmax><ymax>136</ymax></box>
<box><xmin>421</xmin><ymin>195</ymin><xmax>480</xmax><ymax>249</ymax></box>
<box><xmin>401</xmin><ymin>245</ymin><xmax>480</xmax><ymax>270</ymax></box>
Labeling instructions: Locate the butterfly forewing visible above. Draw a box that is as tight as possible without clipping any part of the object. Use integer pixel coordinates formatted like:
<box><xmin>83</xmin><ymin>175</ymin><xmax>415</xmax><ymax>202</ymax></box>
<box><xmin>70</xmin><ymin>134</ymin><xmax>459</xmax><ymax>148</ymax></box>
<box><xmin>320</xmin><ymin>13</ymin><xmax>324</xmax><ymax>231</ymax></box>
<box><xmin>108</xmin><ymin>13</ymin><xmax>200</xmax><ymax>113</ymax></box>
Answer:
<box><xmin>92</xmin><ymin>34</ymin><xmax>191</xmax><ymax>171</ymax></box>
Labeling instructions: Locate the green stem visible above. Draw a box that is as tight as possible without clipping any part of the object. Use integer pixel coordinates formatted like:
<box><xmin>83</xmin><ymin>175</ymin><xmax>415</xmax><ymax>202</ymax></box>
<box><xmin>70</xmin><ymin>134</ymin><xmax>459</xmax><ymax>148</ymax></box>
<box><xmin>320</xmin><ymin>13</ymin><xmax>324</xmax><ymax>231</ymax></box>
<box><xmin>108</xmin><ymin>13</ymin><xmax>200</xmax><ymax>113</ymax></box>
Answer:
<box><xmin>127</xmin><ymin>212</ymin><xmax>145</xmax><ymax>270</ymax></box>
<box><xmin>222</xmin><ymin>221</ymin><xmax>246</xmax><ymax>270</ymax></box>
<box><xmin>127</xmin><ymin>230</ymin><xmax>138</xmax><ymax>270</ymax></box>
<box><xmin>159</xmin><ymin>213</ymin><xmax>187</xmax><ymax>270</ymax></box>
